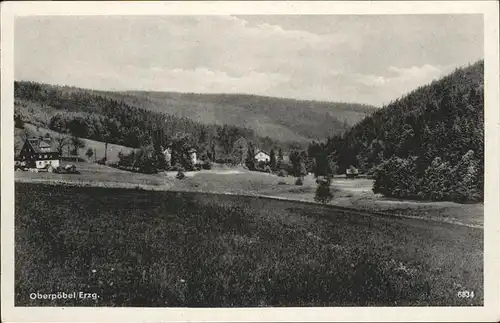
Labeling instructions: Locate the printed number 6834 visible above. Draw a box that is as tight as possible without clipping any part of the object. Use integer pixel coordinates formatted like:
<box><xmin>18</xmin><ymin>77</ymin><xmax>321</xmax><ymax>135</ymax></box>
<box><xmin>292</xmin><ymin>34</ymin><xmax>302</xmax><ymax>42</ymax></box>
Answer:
<box><xmin>457</xmin><ymin>291</ymin><xmax>474</xmax><ymax>298</ymax></box>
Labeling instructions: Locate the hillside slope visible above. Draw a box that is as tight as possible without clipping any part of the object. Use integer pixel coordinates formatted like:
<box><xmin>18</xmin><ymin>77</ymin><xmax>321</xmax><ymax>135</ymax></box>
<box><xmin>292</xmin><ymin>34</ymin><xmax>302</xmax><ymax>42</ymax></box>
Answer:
<box><xmin>14</xmin><ymin>82</ymin><xmax>288</xmax><ymax>159</ymax></box>
<box><xmin>14</xmin><ymin>82</ymin><xmax>375</xmax><ymax>143</ymax></box>
<box><xmin>324</xmin><ymin>60</ymin><xmax>484</xmax><ymax>202</ymax></box>
<box><xmin>15</xmin><ymin>124</ymin><xmax>135</xmax><ymax>163</ymax></box>
<box><xmin>114</xmin><ymin>91</ymin><xmax>375</xmax><ymax>140</ymax></box>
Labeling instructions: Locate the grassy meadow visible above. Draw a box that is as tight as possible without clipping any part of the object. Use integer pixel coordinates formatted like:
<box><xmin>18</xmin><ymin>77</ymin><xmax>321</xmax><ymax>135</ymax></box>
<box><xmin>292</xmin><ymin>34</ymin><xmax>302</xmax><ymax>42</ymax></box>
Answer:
<box><xmin>16</xmin><ymin>183</ymin><xmax>483</xmax><ymax>307</ymax></box>
<box><xmin>15</xmin><ymin>161</ymin><xmax>483</xmax><ymax>228</ymax></box>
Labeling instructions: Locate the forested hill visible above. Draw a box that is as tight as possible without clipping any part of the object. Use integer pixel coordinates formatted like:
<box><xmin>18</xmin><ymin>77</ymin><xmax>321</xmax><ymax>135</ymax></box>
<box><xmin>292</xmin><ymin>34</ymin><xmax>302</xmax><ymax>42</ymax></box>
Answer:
<box><xmin>14</xmin><ymin>81</ymin><xmax>298</xmax><ymax>161</ymax></box>
<box><xmin>14</xmin><ymin>81</ymin><xmax>375</xmax><ymax>144</ymax></box>
<box><xmin>323</xmin><ymin>60</ymin><xmax>484</xmax><ymax>202</ymax></box>
<box><xmin>114</xmin><ymin>91</ymin><xmax>375</xmax><ymax>141</ymax></box>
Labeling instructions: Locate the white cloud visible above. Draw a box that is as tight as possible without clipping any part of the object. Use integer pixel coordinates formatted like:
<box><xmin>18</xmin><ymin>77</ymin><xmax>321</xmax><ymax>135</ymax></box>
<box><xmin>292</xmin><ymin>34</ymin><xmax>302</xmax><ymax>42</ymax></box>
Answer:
<box><xmin>353</xmin><ymin>74</ymin><xmax>389</xmax><ymax>86</ymax></box>
<box><xmin>388</xmin><ymin>64</ymin><xmax>444</xmax><ymax>81</ymax></box>
<box><xmin>15</xmin><ymin>15</ymin><xmax>483</xmax><ymax>106</ymax></box>
<box><xmin>156</xmin><ymin>67</ymin><xmax>290</xmax><ymax>94</ymax></box>
<box><xmin>354</xmin><ymin>64</ymin><xmax>445</xmax><ymax>89</ymax></box>
<box><xmin>343</xmin><ymin>64</ymin><xmax>452</xmax><ymax>106</ymax></box>
<box><xmin>40</xmin><ymin>61</ymin><xmax>290</xmax><ymax>95</ymax></box>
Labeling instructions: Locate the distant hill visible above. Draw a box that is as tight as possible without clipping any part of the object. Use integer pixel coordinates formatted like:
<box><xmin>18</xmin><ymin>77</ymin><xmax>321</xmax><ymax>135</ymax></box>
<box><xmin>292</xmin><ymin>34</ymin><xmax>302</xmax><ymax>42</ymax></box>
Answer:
<box><xmin>14</xmin><ymin>82</ymin><xmax>375</xmax><ymax>144</ymax></box>
<box><xmin>112</xmin><ymin>91</ymin><xmax>375</xmax><ymax>141</ymax></box>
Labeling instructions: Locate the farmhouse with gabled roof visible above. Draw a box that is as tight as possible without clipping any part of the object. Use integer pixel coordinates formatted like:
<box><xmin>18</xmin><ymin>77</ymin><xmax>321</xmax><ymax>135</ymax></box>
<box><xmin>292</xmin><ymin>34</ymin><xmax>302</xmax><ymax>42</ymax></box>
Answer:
<box><xmin>18</xmin><ymin>137</ymin><xmax>60</xmax><ymax>169</ymax></box>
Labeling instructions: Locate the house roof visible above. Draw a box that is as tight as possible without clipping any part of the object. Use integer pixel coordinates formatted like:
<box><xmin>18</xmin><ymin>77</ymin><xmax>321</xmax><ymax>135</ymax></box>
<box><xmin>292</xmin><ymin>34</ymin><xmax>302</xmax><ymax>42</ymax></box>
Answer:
<box><xmin>25</xmin><ymin>137</ymin><xmax>58</xmax><ymax>154</ymax></box>
<box><xmin>254</xmin><ymin>150</ymin><xmax>269</xmax><ymax>157</ymax></box>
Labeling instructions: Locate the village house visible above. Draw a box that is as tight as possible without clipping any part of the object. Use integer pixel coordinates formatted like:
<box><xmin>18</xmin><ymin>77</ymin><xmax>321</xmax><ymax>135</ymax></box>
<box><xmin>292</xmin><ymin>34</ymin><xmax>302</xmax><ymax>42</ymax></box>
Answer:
<box><xmin>188</xmin><ymin>148</ymin><xmax>197</xmax><ymax>165</ymax></box>
<box><xmin>18</xmin><ymin>137</ymin><xmax>60</xmax><ymax>169</ymax></box>
<box><xmin>162</xmin><ymin>146</ymin><xmax>172</xmax><ymax>165</ymax></box>
<box><xmin>254</xmin><ymin>150</ymin><xmax>270</xmax><ymax>163</ymax></box>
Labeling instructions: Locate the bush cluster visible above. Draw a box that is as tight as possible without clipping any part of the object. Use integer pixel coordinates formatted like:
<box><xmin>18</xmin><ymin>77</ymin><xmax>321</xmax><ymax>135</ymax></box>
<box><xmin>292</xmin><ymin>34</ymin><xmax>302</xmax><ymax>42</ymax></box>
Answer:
<box><xmin>373</xmin><ymin>150</ymin><xmax>482</xmax><ymax>203</ymax></box>
<box><xmin>314</xmin><ymin>177</ymin><xmax>333</xmax><ymax>204</ymax></box>
<box><xmin>277</xmin><ymin>169</ymin><xmax>287</xmax><ymax>177</ymax></box>
<box><xmin>116</xmin><ymin>146</ymin><xmax>164</xmax><ymax>174</ymax></box>
<box><xmin>176</xmin><ymin>170</ymin><xmax>186</xmax><ymax>180</ymax></box>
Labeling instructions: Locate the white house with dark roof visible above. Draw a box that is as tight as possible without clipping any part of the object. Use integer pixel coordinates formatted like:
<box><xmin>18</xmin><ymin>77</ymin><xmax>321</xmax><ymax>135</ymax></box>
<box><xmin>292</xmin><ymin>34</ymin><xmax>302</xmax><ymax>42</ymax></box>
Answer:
<box><xmin>254</xmin><ymin>150</ymin><xmax>270</xmax><ymax>163</ymax></box>
<box><xmin>18</xmin><ymin>137</ymin><xmax>60</xmax><ymax>169</ymax></box>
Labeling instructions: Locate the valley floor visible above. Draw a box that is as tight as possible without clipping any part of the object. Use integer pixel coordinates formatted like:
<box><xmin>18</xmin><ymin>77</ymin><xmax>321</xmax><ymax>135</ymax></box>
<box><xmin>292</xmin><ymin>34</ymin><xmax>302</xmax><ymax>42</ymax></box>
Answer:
<box><xmin>14</xmin><ymin>161</ymin><xmax>484</xmax><ymax>228</ymax></box>
<box><xmin>15</xmin><ymin>183</ymin><xmax>483</xmax><ymax>306</ymax></box>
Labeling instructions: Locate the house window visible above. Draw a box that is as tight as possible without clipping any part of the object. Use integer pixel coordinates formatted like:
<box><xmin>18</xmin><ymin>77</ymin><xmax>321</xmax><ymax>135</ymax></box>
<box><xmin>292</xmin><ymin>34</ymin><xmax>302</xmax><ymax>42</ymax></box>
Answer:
<box><xmin>44</xmin><ymin>154</ymin><xmax>48</xmax><ymax>159</ymax></box>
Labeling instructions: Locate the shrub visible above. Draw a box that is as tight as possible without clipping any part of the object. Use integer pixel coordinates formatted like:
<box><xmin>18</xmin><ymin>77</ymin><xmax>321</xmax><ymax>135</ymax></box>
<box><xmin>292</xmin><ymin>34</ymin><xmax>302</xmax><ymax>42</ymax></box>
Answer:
<box><xmin>372</xmin><ymin>156</ymin><xmax>419</xmax><ymax>198</ymax></box>
<box><xmin>169</xmin><ymin>164</ymin><xmax>184</xmax><ymax>172</ymax></box>
<box><xmin>295</xmin><ymin>177</ymin><xmax>303</xmax><ymax>186</ymax></box>
<box><xmin>14</xmin><ymin>113</ymin><xmax>24</xmax><ymax>129</ymax></box>
<box><xmin>449</xmin><ymin>150</ymin><xmax>481</xmax><ymax>202</ymax></box>
<box><xmin>314</xmin><ymin>178</ymin><xmax>333</xmax><ymax>204</ymax></box>
<box><xmin>418</xmin><ymin>157</ymin><xmax>453</xmax><ymax>201</ymax></box>
<box><xmin>257</xmin><ymin>160</ymin><xmax>267</xmax><ymax>170</ymax></box>
<box><xmin>201</xmin><ymin>161</ymin><xmax>212</xmax><ymax>170</ymax></box>
<box><xmin>176</xmin><ymin>170</ymin><xmax>186</xmax><ymax>180</ymax></box>
<box><xmin>215</xmin><ymin>158</ymin><xmax>227</xmax><ymax>164</ymax></box>
<box><xmin>277</xmin><ymin>169</ymin><xmax>287</xmax><ymax>177</ymax></box>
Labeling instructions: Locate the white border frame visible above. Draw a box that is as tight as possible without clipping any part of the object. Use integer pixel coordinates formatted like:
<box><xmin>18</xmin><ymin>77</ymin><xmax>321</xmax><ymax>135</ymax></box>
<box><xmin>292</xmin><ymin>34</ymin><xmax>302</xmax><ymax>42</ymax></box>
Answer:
<box><xmin>2</xmin><ymin>1</ymin><xmax>499</xmax><ymax>322</ymax></box>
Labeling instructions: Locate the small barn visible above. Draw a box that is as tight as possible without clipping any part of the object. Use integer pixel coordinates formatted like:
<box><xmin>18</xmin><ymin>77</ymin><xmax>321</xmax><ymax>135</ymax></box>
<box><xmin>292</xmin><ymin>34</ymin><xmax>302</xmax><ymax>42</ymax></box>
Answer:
<box><xmin>18</xmin><ymin>137</ymin><xmax>60</xmax><ymax>169</ymax></box>
<box><xmin>254</xmin><ymin>150</ymin><xmax>270</xmax><ymax>163</ymax></box>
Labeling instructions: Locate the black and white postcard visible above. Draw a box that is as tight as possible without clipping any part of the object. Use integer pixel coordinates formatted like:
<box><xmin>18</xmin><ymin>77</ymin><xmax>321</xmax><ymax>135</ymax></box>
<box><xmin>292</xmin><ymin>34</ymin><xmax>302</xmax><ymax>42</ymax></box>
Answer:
<box><xmin>1</xmin><ymin>1</ymin><xmax>499</xmax><ymax>322</ymax></box>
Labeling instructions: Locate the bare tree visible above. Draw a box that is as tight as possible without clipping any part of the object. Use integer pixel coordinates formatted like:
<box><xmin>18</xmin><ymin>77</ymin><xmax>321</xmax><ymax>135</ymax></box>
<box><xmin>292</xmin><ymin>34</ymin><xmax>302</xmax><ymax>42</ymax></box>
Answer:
<box><xmin>55</xmin><ymin>136</ymin><xmax>70</xmax><ymax>157</ymax></box>
<box><xmin>70</xmin><ymin>136</ymin><xmax>86</xmax><ymax>162</ymax></box>
<box><xmin>85</xmin><ymin>148</ymin><xmax>94</xmax><ymax>160</ymax></box>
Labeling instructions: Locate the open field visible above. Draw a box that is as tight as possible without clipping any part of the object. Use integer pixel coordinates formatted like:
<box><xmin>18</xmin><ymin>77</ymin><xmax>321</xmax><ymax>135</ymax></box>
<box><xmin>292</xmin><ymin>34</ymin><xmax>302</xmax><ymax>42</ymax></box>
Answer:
<box><xmin>157</xmin><ymin>169</ymin><xmax>483</xmax><ymax>228</ymax></box>
<box><xmin>15</xmin><ymin>162</ymin><xmax>483</xmax><ymax>228</ymax></box>
<box><xmin>259</xmin><ymin>178</ymin><xmax>484</xmax><ymax>228</ymax></box>
<box><xmin>16</xmin><ymin>183</ymin><xmax>483</xmax><ymax>307</ymax></box>
<box><xmin>15</xmin><ymin>162</ymin><xmax>174</xmax><ymax>190</ymax></box>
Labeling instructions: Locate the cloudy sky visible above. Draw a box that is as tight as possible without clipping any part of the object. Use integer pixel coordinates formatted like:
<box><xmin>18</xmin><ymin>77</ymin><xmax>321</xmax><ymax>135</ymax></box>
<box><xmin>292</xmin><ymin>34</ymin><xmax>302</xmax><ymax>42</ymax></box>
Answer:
<box><xmin>15</xmin><ymin>15</ymin><xmax>483</xmax><ymax>106</ymax></box>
